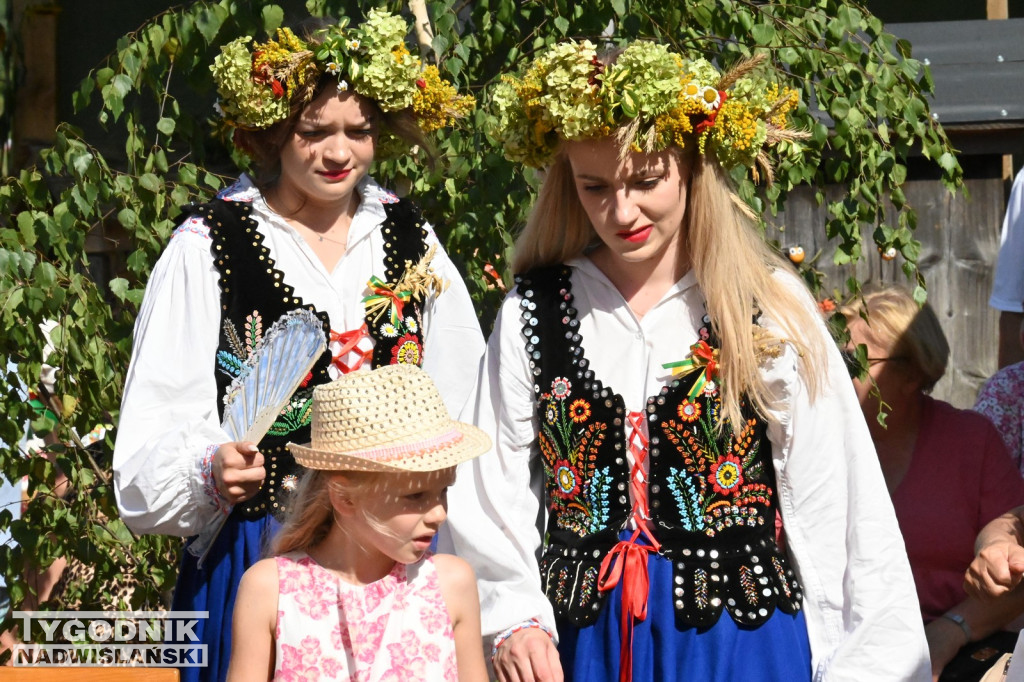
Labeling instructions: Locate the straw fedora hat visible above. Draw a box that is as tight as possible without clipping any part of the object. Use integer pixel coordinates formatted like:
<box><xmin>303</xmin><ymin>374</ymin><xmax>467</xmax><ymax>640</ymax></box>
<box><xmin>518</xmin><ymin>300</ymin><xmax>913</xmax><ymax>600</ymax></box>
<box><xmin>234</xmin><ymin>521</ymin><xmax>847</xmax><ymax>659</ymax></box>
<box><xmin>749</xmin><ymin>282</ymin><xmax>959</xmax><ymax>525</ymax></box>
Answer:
<box><xmin>288</xmin><ymin>364</ymin><xmax>490</xmax><ymax>472</ymax></box>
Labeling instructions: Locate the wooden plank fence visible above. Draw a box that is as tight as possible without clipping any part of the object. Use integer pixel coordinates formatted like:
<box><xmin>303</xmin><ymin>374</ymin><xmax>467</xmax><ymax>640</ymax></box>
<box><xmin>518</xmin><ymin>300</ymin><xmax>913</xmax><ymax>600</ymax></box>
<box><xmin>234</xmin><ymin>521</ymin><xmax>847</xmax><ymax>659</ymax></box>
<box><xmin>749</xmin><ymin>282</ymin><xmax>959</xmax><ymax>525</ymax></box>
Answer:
<box><xmin>767</xmin><ymin>156</ymin><xmax>1007</xmax><ymax>409</ymax></box>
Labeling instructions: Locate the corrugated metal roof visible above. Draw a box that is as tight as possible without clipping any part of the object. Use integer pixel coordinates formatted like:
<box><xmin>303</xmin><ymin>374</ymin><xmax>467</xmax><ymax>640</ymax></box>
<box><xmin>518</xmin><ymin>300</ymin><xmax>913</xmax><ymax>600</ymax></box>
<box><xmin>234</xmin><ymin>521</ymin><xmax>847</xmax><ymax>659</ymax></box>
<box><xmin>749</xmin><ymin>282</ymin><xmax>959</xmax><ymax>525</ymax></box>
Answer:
<box><xmin>889</xmin><ymin>18</ymin><xmax>1024</xmax><ymax>125</ymax></box>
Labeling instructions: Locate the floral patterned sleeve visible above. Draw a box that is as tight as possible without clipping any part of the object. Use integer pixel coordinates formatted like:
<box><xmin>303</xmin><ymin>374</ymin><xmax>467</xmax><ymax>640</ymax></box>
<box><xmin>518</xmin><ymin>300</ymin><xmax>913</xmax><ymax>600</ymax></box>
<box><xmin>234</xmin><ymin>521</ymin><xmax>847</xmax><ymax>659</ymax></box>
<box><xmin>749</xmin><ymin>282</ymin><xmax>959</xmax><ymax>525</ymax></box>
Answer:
<box><xmin>974</xmin><ymin>363</ymin><xmax>1024</xmax><ymax>475</ymax></box>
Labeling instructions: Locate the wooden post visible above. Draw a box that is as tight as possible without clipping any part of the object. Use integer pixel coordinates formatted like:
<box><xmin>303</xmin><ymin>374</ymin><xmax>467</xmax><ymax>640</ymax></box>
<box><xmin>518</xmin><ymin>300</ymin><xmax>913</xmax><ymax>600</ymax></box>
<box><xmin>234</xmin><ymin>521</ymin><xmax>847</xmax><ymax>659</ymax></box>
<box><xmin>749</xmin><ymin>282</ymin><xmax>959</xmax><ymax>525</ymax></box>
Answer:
<box><xmin>987</xmin><ymin>0</ymin><xmax>1008</xmax><ymax>19</ymax></box>
<box><xmin>987</xmin><ymin>0</ymin><xmax>1012</xmax><ymax>179</ymax></box>
<box><xmin>11</xmin><ymin>0</ymin><xmax>58</xmax><ymax>169</ymax></box>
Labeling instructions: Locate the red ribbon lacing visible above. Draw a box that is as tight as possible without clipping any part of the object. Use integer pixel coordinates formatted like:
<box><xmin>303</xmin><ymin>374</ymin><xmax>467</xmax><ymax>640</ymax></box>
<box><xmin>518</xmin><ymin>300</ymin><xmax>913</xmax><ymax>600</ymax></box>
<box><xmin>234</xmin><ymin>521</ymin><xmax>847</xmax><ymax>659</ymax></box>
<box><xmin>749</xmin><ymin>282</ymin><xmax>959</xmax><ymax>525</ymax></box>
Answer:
<box><xmin>597</xmin><ymin>411</ymin><xmax>662</xmax><ymax>682</ymax></box>
<box><xmin>330</xmin><ymin>324</ymin><xmax>372</xmax><ymax>375</ymax></box>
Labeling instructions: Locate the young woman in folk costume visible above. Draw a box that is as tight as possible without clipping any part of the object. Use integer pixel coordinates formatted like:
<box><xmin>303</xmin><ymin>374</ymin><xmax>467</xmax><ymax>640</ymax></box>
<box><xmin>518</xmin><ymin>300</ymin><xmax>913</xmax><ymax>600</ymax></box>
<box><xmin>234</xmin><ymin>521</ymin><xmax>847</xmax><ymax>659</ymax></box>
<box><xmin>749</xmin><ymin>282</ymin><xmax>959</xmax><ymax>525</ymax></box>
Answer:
<box><xmin>112</xmin><ymin>11</ymin><xmax>483</xmax><ymax>681</ymax></box>
<box><xmin>441</xmin><ymin>41</ymin><xmax>929</xmax><ymax>681</ymax></box>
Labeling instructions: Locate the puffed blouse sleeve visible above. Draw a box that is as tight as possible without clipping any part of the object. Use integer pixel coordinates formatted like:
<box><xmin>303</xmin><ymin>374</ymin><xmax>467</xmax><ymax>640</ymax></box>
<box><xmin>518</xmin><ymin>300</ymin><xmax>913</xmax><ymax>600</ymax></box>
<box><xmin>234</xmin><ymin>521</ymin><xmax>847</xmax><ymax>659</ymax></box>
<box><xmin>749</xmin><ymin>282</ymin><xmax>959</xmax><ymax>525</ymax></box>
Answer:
<box><xmin>418</xmin><ymin>224</ymin><xmax>486</xmax><ymax>418</ymax></box>
<box><xmin>760</xmin><ymin>281</ymin><xmax>930</xmax><ymax>681</ymax></box>
<box><xmin>113</xmin><ymin>221</ymin><xmax>231</xmax><ymax>537</ymax></box>
<box><xmin>441</xmin><ymin>289</ymin><xmax>558</xmax><ymax>641</ymax></box>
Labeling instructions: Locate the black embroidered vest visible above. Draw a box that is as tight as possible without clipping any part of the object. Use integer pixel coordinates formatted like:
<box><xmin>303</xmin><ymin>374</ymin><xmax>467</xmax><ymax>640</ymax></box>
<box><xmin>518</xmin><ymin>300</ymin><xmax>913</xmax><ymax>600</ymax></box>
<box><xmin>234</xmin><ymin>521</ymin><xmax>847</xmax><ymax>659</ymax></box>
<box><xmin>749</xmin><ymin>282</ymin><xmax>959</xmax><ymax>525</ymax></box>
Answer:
<box><xmin>197</xmin><ymin>196</ymin><xmax>429</xmax><ymax>520</ymax></box>
<box><xmin>517</xmin><ymin>266</ymin><xmax>802</xmax><ymax>629</ymax></box>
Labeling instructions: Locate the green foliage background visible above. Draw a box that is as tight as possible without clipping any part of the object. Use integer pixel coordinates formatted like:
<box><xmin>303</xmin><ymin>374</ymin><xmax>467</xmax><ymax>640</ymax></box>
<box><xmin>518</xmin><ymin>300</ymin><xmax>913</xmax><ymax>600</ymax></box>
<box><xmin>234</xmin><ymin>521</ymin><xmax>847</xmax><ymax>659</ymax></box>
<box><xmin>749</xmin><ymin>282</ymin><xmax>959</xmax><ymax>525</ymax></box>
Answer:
<box><xmin>0</xmin><ymin>0</ymin><xmax>960</xmax><ymax>625</ymax></box>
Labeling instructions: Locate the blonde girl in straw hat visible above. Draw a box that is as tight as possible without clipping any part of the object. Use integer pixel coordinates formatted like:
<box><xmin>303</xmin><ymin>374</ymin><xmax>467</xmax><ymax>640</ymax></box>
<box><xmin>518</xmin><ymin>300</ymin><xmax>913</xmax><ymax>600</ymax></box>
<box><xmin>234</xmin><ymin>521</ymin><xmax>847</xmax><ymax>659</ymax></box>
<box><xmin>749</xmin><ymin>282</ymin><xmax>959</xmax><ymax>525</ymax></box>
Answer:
<box><xmin>227</xmin><ymin>364</ymin><xmax>490</xmax><ymax>681</ymax></box>
<box><xmin>440</xmin><ymin>40</ymin><xmax>929</xmax><ymax>682</ymax></box>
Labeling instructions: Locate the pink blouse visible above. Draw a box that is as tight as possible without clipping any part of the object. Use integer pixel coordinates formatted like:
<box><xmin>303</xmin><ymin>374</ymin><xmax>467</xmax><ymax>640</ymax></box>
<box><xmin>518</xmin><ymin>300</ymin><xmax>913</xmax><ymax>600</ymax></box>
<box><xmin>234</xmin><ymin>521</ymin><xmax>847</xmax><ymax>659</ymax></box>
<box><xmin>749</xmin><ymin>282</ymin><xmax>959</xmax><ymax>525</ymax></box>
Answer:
<box><xmin>273</xmin><ymin>552</ymin><xmax>457</xmax><ymax>681</ymax></box>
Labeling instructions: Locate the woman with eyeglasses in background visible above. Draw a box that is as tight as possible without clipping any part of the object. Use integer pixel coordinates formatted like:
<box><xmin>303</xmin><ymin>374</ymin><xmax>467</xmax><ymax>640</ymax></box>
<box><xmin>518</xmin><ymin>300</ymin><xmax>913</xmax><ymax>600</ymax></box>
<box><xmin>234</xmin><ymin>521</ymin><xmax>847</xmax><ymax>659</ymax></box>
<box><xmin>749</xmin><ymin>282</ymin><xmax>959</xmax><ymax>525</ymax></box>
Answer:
<box><xmin>840</xmin><ymin>286</ymin><xmax>1024</xmax><ymax>681</ymax></box>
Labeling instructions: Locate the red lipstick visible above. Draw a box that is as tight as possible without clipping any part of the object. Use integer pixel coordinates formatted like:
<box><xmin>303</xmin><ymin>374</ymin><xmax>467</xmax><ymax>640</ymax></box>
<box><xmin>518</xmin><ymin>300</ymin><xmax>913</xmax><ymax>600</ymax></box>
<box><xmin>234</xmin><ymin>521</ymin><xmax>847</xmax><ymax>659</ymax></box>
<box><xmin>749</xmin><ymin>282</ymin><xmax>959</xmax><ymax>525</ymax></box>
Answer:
<box><xmin>617</xmin><ymin>225</ymin><xmax>653</xmax><ymax>243</ymax></box>
<box><xmin>318</xmin><ymin>169</ymin><xmax>352</xmax><ymax>181</ymax></box>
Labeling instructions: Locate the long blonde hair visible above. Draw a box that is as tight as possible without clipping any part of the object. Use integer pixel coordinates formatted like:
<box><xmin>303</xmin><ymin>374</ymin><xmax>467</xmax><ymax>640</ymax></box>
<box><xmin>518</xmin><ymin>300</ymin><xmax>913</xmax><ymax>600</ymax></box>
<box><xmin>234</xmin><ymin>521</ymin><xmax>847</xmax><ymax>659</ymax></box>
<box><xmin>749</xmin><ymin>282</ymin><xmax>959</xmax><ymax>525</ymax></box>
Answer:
<box><xmin>514</xmin><ymin>149</ymin><xmax>826</xmax><ymax>428</ymax></box>
<box><xmin>270</xmin><ymin>469</ymin><xmax>381</xmax><ymax>556</ymax></box>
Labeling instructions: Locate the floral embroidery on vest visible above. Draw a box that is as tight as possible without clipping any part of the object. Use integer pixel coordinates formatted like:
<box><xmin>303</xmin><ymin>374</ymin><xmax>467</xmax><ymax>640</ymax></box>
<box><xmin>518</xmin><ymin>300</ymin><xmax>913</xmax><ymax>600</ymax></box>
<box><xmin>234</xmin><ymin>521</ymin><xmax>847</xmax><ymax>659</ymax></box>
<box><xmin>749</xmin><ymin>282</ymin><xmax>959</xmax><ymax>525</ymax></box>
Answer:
<box><xmin>660</xmin><ymin>393</ymin><xmax>770</xmax><ymax>536</ymax></box>
<box><xmin>539</xmin><ymin>378</ymin><xmax>612</xmax><ymax>537</ymax></box>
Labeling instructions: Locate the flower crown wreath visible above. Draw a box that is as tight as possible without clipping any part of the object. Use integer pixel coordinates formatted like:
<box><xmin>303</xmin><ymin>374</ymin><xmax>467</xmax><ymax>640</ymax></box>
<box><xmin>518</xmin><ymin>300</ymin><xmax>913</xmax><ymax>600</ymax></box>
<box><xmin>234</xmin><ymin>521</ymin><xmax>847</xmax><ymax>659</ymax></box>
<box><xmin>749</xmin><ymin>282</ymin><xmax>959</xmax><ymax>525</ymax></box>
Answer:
<box><xmin>491</xmin><ymin>40</ymin><xmax>803</xmax><ymax>180</ymax></box>
<box><xmin>210</xmin><ymin>9</ymin><xmax>474</xmax><ymax>148</ymax></box>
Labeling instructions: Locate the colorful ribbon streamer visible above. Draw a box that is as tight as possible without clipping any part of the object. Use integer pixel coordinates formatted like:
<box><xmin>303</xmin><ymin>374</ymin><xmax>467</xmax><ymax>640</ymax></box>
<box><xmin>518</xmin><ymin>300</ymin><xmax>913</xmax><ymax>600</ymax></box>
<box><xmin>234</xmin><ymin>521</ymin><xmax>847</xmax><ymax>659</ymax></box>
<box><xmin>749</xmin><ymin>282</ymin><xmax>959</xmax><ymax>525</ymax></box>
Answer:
<box><xmin>362</xmin><ymin>276</ymin><xmax>412</xmax><ymax>326</ymax></box>
<box><xmin>662</xmin><ymin>339</ymin><xmax>720</xmax><ymax>400</ymax></box>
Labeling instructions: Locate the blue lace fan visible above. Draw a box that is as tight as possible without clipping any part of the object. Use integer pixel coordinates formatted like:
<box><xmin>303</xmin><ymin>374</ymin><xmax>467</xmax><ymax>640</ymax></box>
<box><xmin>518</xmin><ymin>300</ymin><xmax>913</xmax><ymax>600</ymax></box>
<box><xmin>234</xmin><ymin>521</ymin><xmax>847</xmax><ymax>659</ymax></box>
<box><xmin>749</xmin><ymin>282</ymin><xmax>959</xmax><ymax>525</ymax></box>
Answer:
<box><xmin>188</xmin><ymin>308</ymin><xmax>328</xmax><ymax>565</ymax></box>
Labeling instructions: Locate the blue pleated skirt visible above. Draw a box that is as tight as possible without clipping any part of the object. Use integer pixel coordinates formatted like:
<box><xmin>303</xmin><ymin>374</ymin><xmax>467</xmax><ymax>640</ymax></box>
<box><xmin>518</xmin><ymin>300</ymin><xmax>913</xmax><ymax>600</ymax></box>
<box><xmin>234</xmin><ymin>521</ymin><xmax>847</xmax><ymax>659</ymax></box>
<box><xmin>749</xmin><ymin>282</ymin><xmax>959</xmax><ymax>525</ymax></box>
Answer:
<box><xmin>172</xmin><ymin>512</ymin><xmax>279</xmax><ymax>682</ymax></box>
<box><xmin>557</xmin><ymin>530</ymin><xmax>812</xmax><ymax>682</ymax></box>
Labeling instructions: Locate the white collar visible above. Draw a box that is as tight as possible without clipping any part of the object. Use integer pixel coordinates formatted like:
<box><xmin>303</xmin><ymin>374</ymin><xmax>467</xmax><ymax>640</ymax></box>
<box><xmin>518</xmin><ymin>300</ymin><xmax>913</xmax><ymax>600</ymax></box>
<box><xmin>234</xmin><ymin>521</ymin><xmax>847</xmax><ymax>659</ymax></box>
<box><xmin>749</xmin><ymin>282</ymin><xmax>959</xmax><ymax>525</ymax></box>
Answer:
<box><xmin>566</xmin><ymin>254</ymin><xmax>698</xmax><ymax>301</ymax></box>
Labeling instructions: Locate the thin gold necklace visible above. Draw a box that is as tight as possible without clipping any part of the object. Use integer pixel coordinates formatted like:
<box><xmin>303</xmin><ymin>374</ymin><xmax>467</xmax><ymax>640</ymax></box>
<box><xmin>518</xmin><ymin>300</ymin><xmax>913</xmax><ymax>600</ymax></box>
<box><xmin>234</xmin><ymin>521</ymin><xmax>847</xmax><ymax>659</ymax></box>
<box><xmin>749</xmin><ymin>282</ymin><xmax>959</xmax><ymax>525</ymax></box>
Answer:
<box><xmin>263</xmin><ymin>189</ymin><xmax>348</xmax><ymax>247</ymax></box>
<box><xmin>307</xmin><ymin>227</ymin><xmax>346</xmax><ymax>246</ymax></box>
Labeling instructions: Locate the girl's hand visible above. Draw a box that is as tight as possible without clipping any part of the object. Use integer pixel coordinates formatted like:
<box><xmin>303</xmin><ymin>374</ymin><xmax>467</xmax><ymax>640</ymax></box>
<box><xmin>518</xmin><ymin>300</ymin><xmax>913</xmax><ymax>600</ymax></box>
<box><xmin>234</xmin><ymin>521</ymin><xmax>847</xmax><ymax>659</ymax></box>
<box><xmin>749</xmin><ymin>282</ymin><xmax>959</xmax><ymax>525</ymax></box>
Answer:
<box><xmin>214</xmin><ymin>442</ymin><xmax>265</xmax><ymax>504</ymax></box>
<box><xmin>965</xmin><ymin>541</ymin><xmax>1024</xmax><ymax>599</ymax></box>
<box><xmin>493</xmin><ymin>628</ymin><xmax>563</xmax><ymax>682</ymax></box>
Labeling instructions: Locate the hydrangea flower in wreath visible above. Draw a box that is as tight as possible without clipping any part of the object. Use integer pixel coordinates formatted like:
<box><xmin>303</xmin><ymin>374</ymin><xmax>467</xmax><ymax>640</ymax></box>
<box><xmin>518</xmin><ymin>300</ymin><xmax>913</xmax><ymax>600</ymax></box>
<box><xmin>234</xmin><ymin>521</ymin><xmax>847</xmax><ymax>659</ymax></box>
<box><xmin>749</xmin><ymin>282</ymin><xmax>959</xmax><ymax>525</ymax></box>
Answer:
<box><xmin>491</xmin><ymin>39</ymin><xmax>804</xmax><ymax>182</ymax></box>
<box><xmin>210</xmin><ymin>9</ymin><xmax>474</xmax><ymax>154</ymax></box>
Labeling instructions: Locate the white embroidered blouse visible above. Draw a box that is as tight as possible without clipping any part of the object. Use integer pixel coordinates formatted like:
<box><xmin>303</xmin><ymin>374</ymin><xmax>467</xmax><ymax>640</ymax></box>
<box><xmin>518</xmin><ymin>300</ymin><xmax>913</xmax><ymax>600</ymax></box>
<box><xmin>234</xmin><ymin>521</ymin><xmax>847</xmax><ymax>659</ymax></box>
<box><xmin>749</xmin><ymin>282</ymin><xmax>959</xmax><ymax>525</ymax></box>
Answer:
<box><xmin>440</xmin><ymin>256</ymin><xmax>930</xmax><ymax>681</ymax></box>
<box><xmin>113</xmin><ymin>175</ymin><xmax>485</xmax><ymax>537</ymax></box>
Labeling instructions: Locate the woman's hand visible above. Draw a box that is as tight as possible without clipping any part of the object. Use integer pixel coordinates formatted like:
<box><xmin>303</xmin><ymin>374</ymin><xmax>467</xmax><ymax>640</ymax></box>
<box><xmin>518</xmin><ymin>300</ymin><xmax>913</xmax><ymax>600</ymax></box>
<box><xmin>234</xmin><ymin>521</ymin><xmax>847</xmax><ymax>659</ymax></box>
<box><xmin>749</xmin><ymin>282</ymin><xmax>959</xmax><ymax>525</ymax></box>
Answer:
<box><xmin>925</xmin><ymin>617</ymin><xmax>966</xmax><ymax>682</ymax></box>
<box><xmin>965</xmin><ymin>541</ymin><xmax>1024</xmax><ymax>599</ymax></box>
<box><xmin>493</xmin><ymin>628</ymin><xmax>563</xmax><ymax>682</ymax></box>
<box><xmin>213</xmin><ymin>442</ymin><xmax>265</xmax><ymax>504</ymax></box>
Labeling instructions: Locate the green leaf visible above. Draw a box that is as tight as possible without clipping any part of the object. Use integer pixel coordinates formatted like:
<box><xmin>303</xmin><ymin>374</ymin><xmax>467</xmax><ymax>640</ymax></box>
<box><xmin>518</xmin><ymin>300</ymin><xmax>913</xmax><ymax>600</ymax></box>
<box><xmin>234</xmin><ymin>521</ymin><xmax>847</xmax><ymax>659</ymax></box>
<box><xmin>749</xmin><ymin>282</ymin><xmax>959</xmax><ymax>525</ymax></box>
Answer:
<box><xmin>117</xmin><ymin>207</ymin><xmax>139</xmax><ymax>229</ymax></box>
<box><xmin>431</xmin><ymin>34</ymin><xmax>450</xmax><ymax>55</ymax></box>
<box><xmin>554</xmin><ymin>16</ymin><xmax>569</xmax><ymax>35</ymax></box>
<box><xmin>831</xmin><ymin>97</ymin><xmax>851</xmax><ymax>119</ymax></box>
<box><xmin>195</xmin><ymin>5</ymin><xmax>226</xmax><ymax>44</ymax></box>
<box><xmin>156</xmin><ymin>117</ymin><xmax>176</xmax><ymax>136</ymax></box>
<box><xmin>108</xmin><ymin>278</ymin><xmax>130</xmax><ymax>302</ymax></box>
<box><xmin>139</xmin><ymin>173</ymin><xmax>162</xmax><ymax>193</ymax></box>
<box><xmin>750</xmin><ymin>24</ymin><xmax>776</xmax><ymax>45</ymax></box>
<box><xmin>937</xmin><ymin>152</ymin><xmax>957</xmax><ymax>174</ymax></box>
<box><xmin>262</xmin><ymin>5</ymin><xmax>284</xmax><ymax>33</ymax></box>
<box><xmin>621</xmin><ymin>90</ymin><xmax>638</xmax><ymax>118</ymax></box>
<box><xmin>17</xmin><ymin>212</ymin><xmax>36</xmax><ymax>246</ymax></box>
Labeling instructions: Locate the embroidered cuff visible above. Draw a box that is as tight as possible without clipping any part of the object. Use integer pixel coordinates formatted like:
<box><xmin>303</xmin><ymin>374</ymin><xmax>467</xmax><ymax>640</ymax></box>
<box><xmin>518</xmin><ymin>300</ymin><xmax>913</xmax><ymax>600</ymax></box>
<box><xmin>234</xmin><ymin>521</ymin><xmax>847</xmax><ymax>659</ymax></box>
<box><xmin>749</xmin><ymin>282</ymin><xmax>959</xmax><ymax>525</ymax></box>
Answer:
<box><xmin>490</xmin><ymin>619</ymin><xmax>555</xmax><ymax>660</ymax></box>
<box><xmin>199</xmin><ymin>444</ymin><xmax>230</xmax><ymax>516</ymax></box>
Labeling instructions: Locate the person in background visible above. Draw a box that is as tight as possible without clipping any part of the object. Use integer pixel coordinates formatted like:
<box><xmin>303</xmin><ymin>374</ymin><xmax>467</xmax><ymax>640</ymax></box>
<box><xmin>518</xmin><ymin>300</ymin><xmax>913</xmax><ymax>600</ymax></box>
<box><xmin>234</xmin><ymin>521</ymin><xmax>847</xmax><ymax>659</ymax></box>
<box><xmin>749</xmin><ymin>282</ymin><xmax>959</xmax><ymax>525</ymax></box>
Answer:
<box><xmin>965</xmin><ymin>506</ymin><xmax>1024</xmax><ymax>600</ymax></box>
<box><xmin>442</xmin><ymin>39</ymin><xmax>929</xmax><ymax>682</ymax></box>
<box><xmin>975</xmin><ymin>301</ymin><xmax>1024</xmax><ymax>473</ymax></box>
<box><xmin>113</xmin><ymin>11</ymin><xmax>483</xmax><ymax>681</ymax></box>
<box><xmin>992</xmin><ymin>168</ymin><xmax>1024</xmax><ymax>369</ymax></box>
<box><xmin>841</xmin><ymin>287</ymin><xmax>1024</xmax><ymax>680</ymax></box>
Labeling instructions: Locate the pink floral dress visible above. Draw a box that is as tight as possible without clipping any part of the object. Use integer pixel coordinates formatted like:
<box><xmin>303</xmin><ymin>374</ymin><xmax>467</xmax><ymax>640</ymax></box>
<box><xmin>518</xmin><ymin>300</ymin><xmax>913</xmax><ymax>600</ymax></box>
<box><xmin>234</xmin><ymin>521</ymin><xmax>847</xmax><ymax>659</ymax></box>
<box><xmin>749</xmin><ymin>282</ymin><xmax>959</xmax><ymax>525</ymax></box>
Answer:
<box><xmin>974</xmin><ymin>361</ymin><xmax>1024</xmax><ymax>475</ymax></box>
<box><xmin>273</xmin><ymin>552</ymin><xmax>457</xmax><ymax>681</ymax></box>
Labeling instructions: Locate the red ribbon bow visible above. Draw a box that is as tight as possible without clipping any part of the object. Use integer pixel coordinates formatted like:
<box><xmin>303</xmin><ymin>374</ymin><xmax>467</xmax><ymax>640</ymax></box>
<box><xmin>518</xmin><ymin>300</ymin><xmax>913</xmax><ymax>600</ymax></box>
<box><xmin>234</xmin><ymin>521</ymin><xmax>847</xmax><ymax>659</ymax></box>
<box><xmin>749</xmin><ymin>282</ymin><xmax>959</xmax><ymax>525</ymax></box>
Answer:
<box><xmin>597</xmin><ymin>527</ymin><xmax>662</xmax><ymax>682</ymax></box>
<box><xmin>691</xmin><ymin>339</ymin><xmax>718</xmax><ymax>379</ymax></box>
<box><xmin>330</xmin><ymin>325</ymin><xmax>372</xmax><ymax>375</ymax></box>
<box><xmin>695</xmin><ymin>90</ymin><xmax>728</xmax><ymax>134</ymax></box>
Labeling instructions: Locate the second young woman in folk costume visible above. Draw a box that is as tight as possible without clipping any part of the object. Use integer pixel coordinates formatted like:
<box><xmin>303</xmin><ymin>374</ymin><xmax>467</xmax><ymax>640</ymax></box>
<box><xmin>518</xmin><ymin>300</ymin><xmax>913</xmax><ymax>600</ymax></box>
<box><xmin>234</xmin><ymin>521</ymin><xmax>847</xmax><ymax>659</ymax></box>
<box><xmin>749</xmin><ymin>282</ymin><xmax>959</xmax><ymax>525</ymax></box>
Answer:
<box><xmin>113</xmin><ymin>11</ymin><xmax>483</xmax><ymax>681</ymax></box>
<box><xmin>442</xmin><ymin>41</ymin><xmax>929</xmax><ymax>681</ymax></box>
